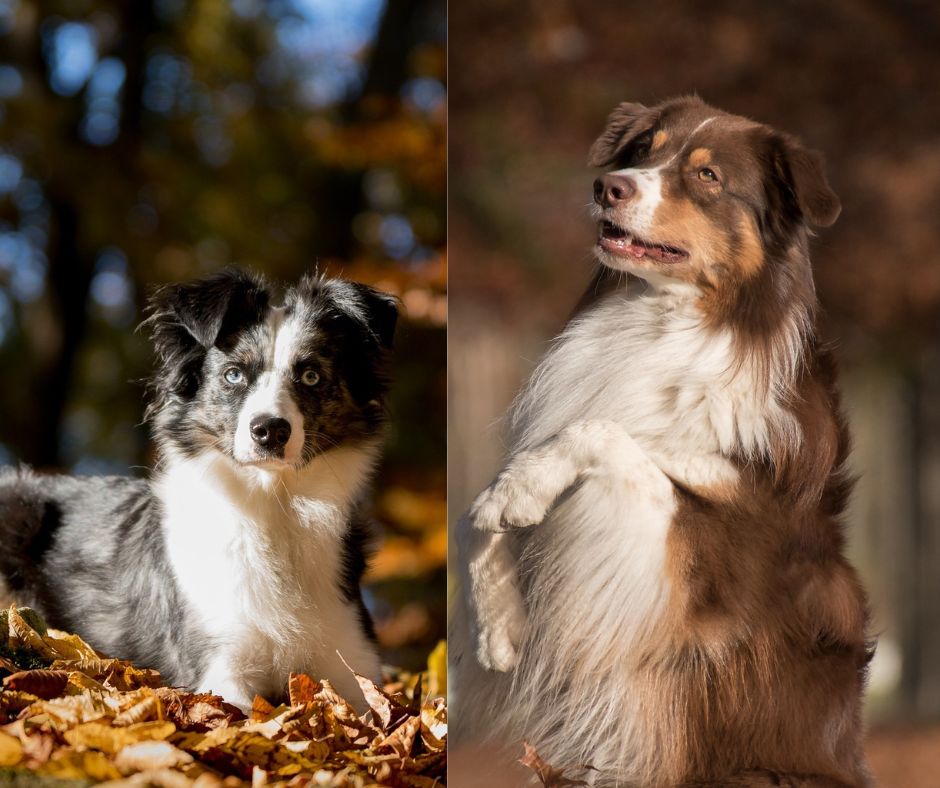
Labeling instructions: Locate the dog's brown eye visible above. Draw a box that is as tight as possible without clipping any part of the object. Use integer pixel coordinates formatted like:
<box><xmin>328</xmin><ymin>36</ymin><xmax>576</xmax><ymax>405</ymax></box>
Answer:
<box><xmin>300</xmin><ymin>369</ymin><xmax>320</xmax><ymax>386</ymax></box>
<box><xmin>698</xmin><ymin>167</ymin><xmax>718</xmax><ymax>183</ymax></box>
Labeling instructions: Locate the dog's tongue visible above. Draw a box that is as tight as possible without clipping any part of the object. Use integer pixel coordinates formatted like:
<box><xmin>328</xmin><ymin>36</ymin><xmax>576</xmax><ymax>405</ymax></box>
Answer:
<box><xmin>602</xmin><ymin>229</ymin><xmax>648</xmax><ymax>259</ymax></box>
<box><xmin>600</xmin><ymin>223</ymin><xmax>686</xmax><ymax>263</ymax></box>
<box><xmin>614</xmin><ymin>236</ymin><xmax>668</xmax><ymax>261</ymax></box>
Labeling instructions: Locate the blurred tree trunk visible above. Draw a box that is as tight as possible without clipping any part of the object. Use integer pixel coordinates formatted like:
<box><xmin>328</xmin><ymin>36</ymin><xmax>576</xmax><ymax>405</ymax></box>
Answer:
<box><xmin>849</xmin><ymin>348</ymin><xmax>940</xmax><ymax>719</ymax></box>
<box><xmin>20</xmin><ymin>0</ymin><xmax>154</xmax><ymax>468</ymax></box>
<box><xmin>360</xmin><ymin>0</ymin><xmax>437</xmax><ymax>101</ymax></box>
<box><xmin>905</xmin><ymin>345</ymin><xmax>940</xmax><ymax>716</ymax></box>
<box><xmin>26</xmin><ymin>195</ymin><xmax>94</xmax><ymax>468</ymax></box>
<box><xmin>315</xmin><ymin>0</ymin><xmax>439</xmax><ymax>258</ymax></box>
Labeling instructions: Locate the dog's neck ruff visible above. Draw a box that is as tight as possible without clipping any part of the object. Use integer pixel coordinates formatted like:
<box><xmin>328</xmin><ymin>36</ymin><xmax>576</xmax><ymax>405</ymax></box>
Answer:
<box><xmin>509</xmin><ymin>285</ymin><xmax>803</xmax><ymax>489</ymax></box>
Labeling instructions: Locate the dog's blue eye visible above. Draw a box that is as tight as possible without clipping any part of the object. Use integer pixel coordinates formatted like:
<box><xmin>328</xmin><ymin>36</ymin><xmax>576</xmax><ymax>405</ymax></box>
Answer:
<box><xmin>300</xmin><ymin>369</ymin><xmax>320</xmax><ymax>386</ymax></box>
<box><xmin>223</xmin><ymin>367</ymin><xmax>244</xmax><ymax>385</ymax></box>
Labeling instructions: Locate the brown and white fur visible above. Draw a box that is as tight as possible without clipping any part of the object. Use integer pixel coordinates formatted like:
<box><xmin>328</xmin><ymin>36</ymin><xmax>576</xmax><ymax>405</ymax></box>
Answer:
<box><xmin>451</xmin><ymin>96</ymin><xmax>872</xmax><ymax>787</ymax></box>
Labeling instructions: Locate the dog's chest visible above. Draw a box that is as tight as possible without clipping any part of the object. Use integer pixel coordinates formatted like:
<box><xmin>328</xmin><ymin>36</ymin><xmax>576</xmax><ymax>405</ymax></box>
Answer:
<box><xmin>514</xmin><ymin>293</ymin><xmax>759</xmax><ymax>474</ymax></box>
<box><xmin>156</xmin><ymin>459</ymin><xmax>349</xmax><ymax>648</ymax></box>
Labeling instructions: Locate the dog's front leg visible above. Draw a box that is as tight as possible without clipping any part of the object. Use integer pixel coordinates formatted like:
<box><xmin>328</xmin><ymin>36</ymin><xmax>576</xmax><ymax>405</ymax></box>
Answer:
<box><xmin>471</xmin><ymin>419</ymin><xmax>671</xmax><ymax>532</ymax></box>
<box><xmin>462</xmin><ymin>419</ymin><xmax>672</xmax><ymax>671</ymax></box>
<box><xmin>457</xmin><ymin>519</ymin><xmax>529</xmax><ymax>672</ymax></box>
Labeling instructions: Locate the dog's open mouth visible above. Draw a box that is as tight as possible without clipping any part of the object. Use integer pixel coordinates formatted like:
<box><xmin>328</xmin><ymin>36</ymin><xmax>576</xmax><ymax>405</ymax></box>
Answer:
<box><xmin>598</xmin><ymin>221</ymin><xmax>688</xmax><ymax>263</ymax></box>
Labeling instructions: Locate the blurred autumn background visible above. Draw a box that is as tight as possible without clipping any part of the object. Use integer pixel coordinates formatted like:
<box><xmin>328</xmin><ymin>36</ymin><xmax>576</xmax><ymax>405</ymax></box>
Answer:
<box><xmin>449</xmin><ymin>0</ymin><xmax>940</xmax><ymax>785</ymax></box>
<box><xmin>0</xmin><ymin>0</ymin><xmax>446</xmax><ymax>672</ymax></box>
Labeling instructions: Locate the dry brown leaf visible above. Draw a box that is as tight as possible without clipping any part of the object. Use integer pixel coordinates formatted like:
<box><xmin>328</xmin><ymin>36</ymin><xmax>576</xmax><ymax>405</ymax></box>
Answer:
<box><xmin>64</xmin><ymin>720</ymin><xmax>176</xmax><ymax>754</ymax></box>
<box><xmin>3</xmin><ymin>668</ymin><xmax>71</xmax><ymax>698</ymax></box>
<box><xmin>0</xmin><ymin>604</ymin><xmax>446</xmax><ymax>785</ymax></box>
<box><xmin>66</xmin><ymin>669</ymin><xmax>109</xmax><ymax>695</ymax></box>
<box><xmin>348</xmin><ymin>672</ymin><xmax>409</xmax><ymax>732</ymax></box>
<box><xmin>45</xmin><ymin>631</ymin><xmax>100</xmax><ymax>661</ymax></box>
<box><xmin>0</xmin><ymin>690</ymin><xmax>40</xmax><ymax>716</ymax></box>
<box><xmin>7</xmin><ymin>607</ymin><xmax>56</xmax><ymax>659</ymax></box>
<box><xmin>374</xmin><ymin>714</ymin><xmax>420</xmax><ymax>758</ymax></box>
<box><xmin>520</xmin><ymin>741</ymin><xmax>589</xmax><ymax>787</ymax></box>
<box><xmin>0</xmin><ymin>655</ymin><xmax>19</xmax><ymax>674</ymax></box>
<box><xmin>155</xmin><ymin>688</ymin><xmax>243</xmax><ymax>731</ymax></box>
<box><xmin>288</xmin><ymin>672</ymin><xmax>319</xmax><ymax>706</ymax></box>
<box><xmin>419</xmin><ymin>702</ymin><xmax>447</xmax><ymax>746</ymax></box>
<box><xmin>251</xmin><ymin>694</ymin><xmax>276</xmax><ymax>720</ymax></box>
<box><xmin>113</xmin><ymin>694</ymin><xmax>162</xmax><ymax>726</ymax></box>
<box><xmin>31</xmin><ymin>692</ymin><xmax>113</xmax><ymax>727</ymax></box>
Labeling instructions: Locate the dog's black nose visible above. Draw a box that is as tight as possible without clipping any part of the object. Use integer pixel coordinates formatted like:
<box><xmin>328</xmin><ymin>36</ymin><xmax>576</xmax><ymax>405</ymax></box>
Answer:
<box><xmin>250</xmin><ymin>415</ymin><xmax>292</xmax><ymax>452</ymax></box>
<box><xmin>594</xmin><ymin>174</ymin><xmax>637</xmax><ymax>207</ymax></box>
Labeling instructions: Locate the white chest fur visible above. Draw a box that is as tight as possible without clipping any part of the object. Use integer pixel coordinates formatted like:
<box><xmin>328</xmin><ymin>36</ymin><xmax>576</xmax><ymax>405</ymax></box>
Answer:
<box><xmin>511</xmin><ymin>284</ymin><xmax>795</xmax><ymax>488</ymax></box>
<box><xmin>155</xmin><ymin>443</ymin><xmax>381</xmax><ymax>708</ymax></box>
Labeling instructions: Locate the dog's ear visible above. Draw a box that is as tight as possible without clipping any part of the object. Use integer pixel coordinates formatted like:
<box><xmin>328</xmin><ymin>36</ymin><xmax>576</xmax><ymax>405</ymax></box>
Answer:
<box><xmin>769</xmin><ymin>133</ymin><xmax>841</xmax><ymax>228</ymax></box>
<box><xmin>588</xmin><ymin>102</ymin><xmax>650</xmax><ymax>168</ymax></box>
<box><xmin>143</xmin><ymin>269</ymin><xmax>269</xmax><ymax>408</ymax></box>
<box><xmin>351</xmin><ymin>283</ymin><xmax>399</xmax><ymax>349</ymax></box>
<box><xmin>153</xmin><ymin>268</ymin><xmax>270</xmax><ymax>351</ymax></box>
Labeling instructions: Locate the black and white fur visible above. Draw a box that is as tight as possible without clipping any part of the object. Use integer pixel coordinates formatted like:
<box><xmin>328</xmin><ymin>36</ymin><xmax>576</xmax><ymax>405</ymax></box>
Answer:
<box><xmin>0</xmin><ymin>269</ymin><xmax>398</xmax><ymax>711</ymax></box>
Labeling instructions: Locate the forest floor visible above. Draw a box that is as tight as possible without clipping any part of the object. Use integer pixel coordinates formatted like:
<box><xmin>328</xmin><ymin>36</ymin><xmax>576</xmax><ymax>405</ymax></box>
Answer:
<box><xmin>0</xmin><ymin>606</ymin><xmax>446</xmax><ymax>786</ymax></box>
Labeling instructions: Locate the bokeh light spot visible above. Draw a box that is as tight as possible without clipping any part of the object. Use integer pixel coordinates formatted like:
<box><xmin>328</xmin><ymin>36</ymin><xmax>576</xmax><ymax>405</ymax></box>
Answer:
<box><xmin>44</xmin><ymin>20</ymin><xmax>98</xmax><ymax>97</ymax></box>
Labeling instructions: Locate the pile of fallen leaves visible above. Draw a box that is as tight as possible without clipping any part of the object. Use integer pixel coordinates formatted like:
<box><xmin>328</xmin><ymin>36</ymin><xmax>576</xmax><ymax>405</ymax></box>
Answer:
<box><xmin>0</xmin><ymin>605</ymin><xmax>446</xmax><ymax>786</ymax></box>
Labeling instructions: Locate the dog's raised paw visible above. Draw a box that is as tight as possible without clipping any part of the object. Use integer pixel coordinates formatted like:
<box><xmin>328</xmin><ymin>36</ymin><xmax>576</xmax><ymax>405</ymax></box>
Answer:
<box><xmin>469</xmin><ymin>474</ymin><xmax>550</xmax><ymax>533</ymax></box>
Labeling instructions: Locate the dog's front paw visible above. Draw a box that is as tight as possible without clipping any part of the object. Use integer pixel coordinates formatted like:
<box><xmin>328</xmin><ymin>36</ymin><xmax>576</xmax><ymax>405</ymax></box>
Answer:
<box><xmin>469</xmin><ymin>472</ymin><xmax>551</xmax><ymax>533</ymax></box>
<box><xmin>475</xmin><ymin>586</ymin><xmax>528</xmax><ymax>672</ymax></box>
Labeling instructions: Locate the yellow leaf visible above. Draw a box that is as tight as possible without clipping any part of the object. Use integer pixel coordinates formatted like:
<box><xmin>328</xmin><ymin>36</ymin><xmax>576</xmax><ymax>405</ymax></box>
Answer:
<box><xmin>113</xmin><ymin>694</ymin><xmax>162</xmax><ymax>726</ymax></box>
<box><xmin>7</xmin><ymin>607</ymin><xmax>55</xmax><ymax>659</ymax></box>
<box><xmin>419</xmin><ymin>700</ymin><xmax>447</xmax><ymax>745</ymax></box>
<box><xmin>44</xmin><ymin>631</ymin><xmax>100</xmax><ymax>660</ymax></box>
<box><xmin>188</xmin><ymin>726</ymin><xmax>243</xmax><ymax>752</ymax></box>
<box><xmin>65</xmin><ymin>670</ymin><xmax>108</xmax><ymax>695</ymax></box>
<box><xmin>283</xmin><ymin>739</ymin><xmax>330</xmax><ymax>761</ymax></box>
<box><xmin>41</xmin><ymin>749</ymin><xmax>122</xmax><ymax>781</ymax></box>
<box><xmin>64</xmin><ymin>720</ymin><xmax>175</xmax><ymax>753</ymax></box>
<box><xmin>0</xmin><ymin>690</ymin><xmax>39</xmax><ymax>714</ymax></box>
<box><xmin>170</xmin><ymin>731</ymin><xmax>207</xmax><ymax>751</ymax></box>
<box><xmin>35</xmin><ymin>693</ymin><xmax>112</xmax><ymax>727</ymax></box>
<box><xmin>426</xmin><ymin>640</ymin><xmax>447</xmax><ymax>699</ymax></box>
<box><xmin>0</xmin><ymin>730</ymin><xmax>23</xmax><ymax>767</ymax></box>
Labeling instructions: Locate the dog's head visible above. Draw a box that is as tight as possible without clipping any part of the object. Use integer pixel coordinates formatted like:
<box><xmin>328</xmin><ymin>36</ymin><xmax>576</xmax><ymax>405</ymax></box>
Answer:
<box><xmin>144</xmin><ymin>269</ymin><xmax>398</xmax><ymax>470</ymax></box>
<box><xmin>588</xmin><ymin>95</ymin><xmax>839</xmax><ymax>325</ymax></box>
